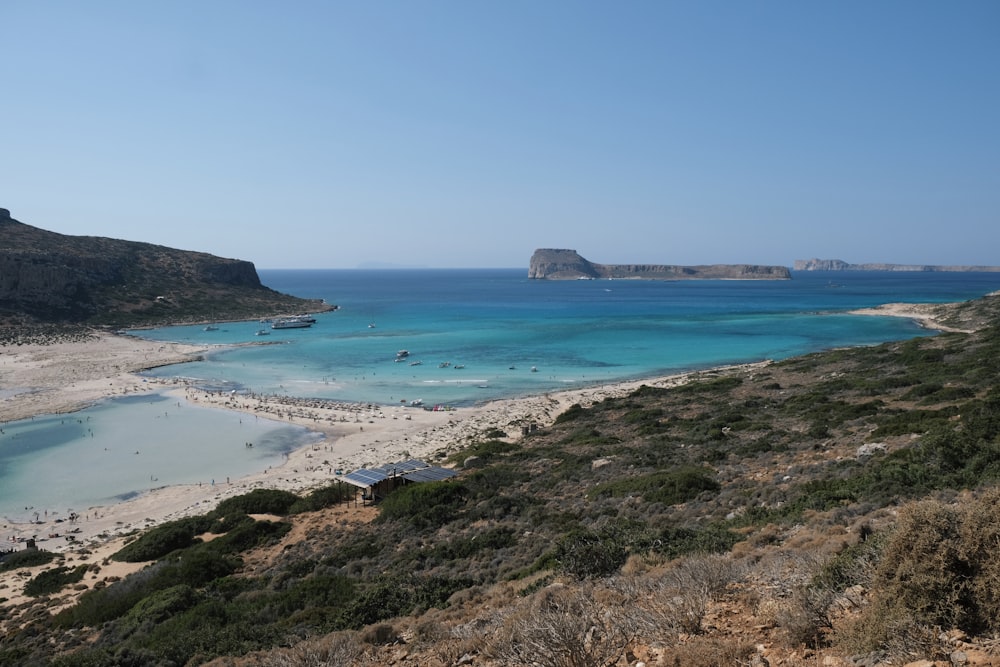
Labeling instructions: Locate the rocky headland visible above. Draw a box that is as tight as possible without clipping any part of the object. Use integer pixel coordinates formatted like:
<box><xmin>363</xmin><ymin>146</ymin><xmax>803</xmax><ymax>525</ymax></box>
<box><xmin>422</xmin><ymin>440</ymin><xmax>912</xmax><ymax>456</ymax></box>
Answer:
<box><xmin>795</xmin><ymin>258</ymin><xmax>1000</xmax><ymax>272</ymax></box>
<box><xmin>0</xmin><ymin>208</ymin><xmax>330</xmax><ymax>327</ymax></box>
<box><xmin>529</xmin><ymin>248</ymin><xmax>791</xmax><ymax>280</ymax></box>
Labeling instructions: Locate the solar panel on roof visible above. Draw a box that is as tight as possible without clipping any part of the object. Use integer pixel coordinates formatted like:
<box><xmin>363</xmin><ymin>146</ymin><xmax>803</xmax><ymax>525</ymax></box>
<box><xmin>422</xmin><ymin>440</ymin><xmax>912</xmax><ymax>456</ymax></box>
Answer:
<box><xmin>402</xmin><ymin>467</ymin><xmax>458</xmax><ymax>483</ymax></box>
<box><xmin>396</xmin><ymin>459</ymin><xmax>431</xmax><ymax>471</ymax></box>
<box><xmin>340</xmin><ymin>460</ymin><xmax>452</xmax><ymax>488</ymax></box>
<box><xmin>369</xmin><ymin>459</ymin><xmax>431</xmax><ymax>477</ymax></box>
<box><xmin>341</xmin><ymin>469</ymin><xmax>388</xmax><ymax>487</ymax></box>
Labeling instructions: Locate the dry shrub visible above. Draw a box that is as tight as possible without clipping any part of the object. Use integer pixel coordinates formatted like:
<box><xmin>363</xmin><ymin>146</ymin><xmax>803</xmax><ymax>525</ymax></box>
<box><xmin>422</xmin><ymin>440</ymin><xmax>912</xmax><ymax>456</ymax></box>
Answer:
<box><xmin>775</xmin><ymin>584</ymin><xmax>836</xmax><ymax>648</ymax></box>
<box><xmin>621</xmin><ymin>553</ymin><xmax>741</xmax><ymax>644</ymax></box>
<box><xmin>411</xmin><ymin>617</ymin><xmax>449</xmax><ymax>644</ymax></box>
<box><xmin>830</xmin><ymin>489</ymin><xmax>1000</xmax><ymax>657</ymax></box>
<box><xmin>484</xmin><ymin>583</ymin><xmax>639</xmax><ymax>667</ymax></box>
<box><xmin>620</xmin><ymin>552</ymin><xmax>656</xmax><ymax>576</ymax></box>
<box><xmin>658</xmin><ymin>636</ymin><xmax>756</xmax><ymax>667</ymax></box>
<box><xmin>359</xmin><ymin>622</ymin><xmax>397</xmax><ymax>645</ymax></box>
<box><xmin>873</xmin><ymin>500</ymin><xmax>966</xmax><ymax>628</ymax></box>
<box><xmin>257</xmin><ymin>631</ymin><xmax>368</xmax><ymax>667</ymax></box>
<box><xmin>832</xmin><ymin>597</ymin><xmax>943</xmax><ymax>661</ymax></box>
<box><xmin>956</xmin><ymin>487</ymin><xmax>1000</xmax><ymax>626</ymax></box>
<box><xmin>730</xmin><ymin>523</ymin><xmax>782</xmax><ymax>557</ymax></box>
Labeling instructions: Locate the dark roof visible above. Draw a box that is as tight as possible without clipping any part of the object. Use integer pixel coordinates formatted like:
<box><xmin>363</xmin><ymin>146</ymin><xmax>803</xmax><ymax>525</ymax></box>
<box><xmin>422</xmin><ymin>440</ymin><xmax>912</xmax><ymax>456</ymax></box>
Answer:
<box><xmin>340</xmin><ymin>468</ymin><xmax>388</xmax><ymax>488</ymax></box>
<box><xmin>339</xmin><ymin>459</ymin><xmax>457</xmax><ymax>489</ymax></box>
<box><xmin>401</xmin><ymin>467</ymin><xmax>458</xmax><ymax>483</ymax></box>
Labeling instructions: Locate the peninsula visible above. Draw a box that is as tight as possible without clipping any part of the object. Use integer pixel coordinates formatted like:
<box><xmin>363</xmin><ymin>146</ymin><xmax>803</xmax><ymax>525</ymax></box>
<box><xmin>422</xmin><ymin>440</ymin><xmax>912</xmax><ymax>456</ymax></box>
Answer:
<box><xmin>0</xmin><ymin>208</ymin><xmax>330</xmax><ymax>327</ymax></box>
<box><xmin>795</xmin><ymin>258</ymin><xmax>1000</xmax><ymax>272</ymax></box>
<box><xmin>529</xmin><ymin>248</ymin><xmax>791</xmax><ymax>280</ymax></box>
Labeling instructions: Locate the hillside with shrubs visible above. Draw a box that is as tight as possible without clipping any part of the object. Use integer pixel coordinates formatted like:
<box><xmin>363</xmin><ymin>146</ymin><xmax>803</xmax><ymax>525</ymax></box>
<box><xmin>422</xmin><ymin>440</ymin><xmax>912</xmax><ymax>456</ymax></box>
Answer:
<box><xmin>3</xmin><ymin>294</ymin><xmax>1000</xmax><ymax>665</ymax></box>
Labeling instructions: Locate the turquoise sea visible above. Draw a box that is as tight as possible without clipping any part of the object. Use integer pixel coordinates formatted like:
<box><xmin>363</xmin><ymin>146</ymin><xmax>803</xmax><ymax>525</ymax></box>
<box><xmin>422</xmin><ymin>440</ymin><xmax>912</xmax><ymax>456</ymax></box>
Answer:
<box><xmin>139</xmin><ymin>269</ymin><xmax>1000</xmax><ymax>406</ymax></box>
<box><xmin>3</xmin><ymin>269</ymin><xmax>1000</xmax><ymax>521</ymax></box>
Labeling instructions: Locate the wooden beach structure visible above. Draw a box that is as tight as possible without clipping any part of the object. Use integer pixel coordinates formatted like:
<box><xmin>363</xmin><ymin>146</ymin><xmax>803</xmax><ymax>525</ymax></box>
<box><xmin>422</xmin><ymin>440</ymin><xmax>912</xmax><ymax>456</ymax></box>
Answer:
<box><xmin>338</xmin><ymin>459</ymin><xmax>457</xmax><ymax>505</ymax></box>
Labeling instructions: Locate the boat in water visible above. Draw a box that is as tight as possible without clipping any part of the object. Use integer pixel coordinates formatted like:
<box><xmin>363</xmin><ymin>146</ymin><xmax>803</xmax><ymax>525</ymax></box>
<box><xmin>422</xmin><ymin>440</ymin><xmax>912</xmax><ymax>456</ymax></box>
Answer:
<box><xmin>272</xmin><ymin>316</ymin><xmax>313</xmax><ymax>330</ymax></box>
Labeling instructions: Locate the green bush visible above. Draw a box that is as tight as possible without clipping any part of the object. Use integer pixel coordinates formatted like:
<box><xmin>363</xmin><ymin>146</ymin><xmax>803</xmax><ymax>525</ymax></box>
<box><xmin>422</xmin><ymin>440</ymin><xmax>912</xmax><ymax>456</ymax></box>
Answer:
<box><xmin>207</xmin><ymin>519</ymin><xmax>291</xmax><ymax>554</ymax></box>
<box><xmin>655</xmin><ymin>524</ymin><xmax>739</xmax><ymax>560</ymax></box>
<box><xmin>554</xmin><ymin>403</ymin><xmax>586</xmax><ymax>423</ymax></box>
<box><xmin>431</xmin><ymin>527</ymin><xmax>517</xmax><ymax>560</ymax></box>
<box><xmin>446</xmin><ymin>438</ymin><xmax>520</xmax><ymax>466</ymax></box>
<box><xmin>0</xmin><ymin>548</ymin><xmax>57</xmax><ymax>572</ymax></box>
<box><xmin>376</xmin><ymin>481</ymin><xmax>468</xmax><ymax>529</ymax></box>
<box><xmin>588</xmin><ymin>467</ymin><xmax>720</xmax><ymax>505</ymax></box>
<box><xmin>112</xmin><ymin>516</ymin><xmax>213</xmax><ymax>562</ymax></box>
<box><xmin>58</xmin><ymin>549</ymin><xmax>240</xmax><ymax>629</ymax></box>
<box><xmin>24</xmin><ymin>564</ymin><xmax>88</xmax><ymax>597</ymax></box>
<box><xmin>213</xmin><ymin>488</ymin><xmax>300</xmax><ymax>517</ymax></box>
<box><xmin>112</xmin><ymin>584</ymin><xmax>200</xmax><ymax>641</ymax></box>
<box><xmin>872</xmin><ymin>406</ymin><xmax>959</xmax><ymax>438</ymax></box>
<box><xmin>673</xmin><ymin>375</ymin><xmax>744</xmax><ymax>396</ymax></box>
<box><xmin>554</xmin><ymin>528</ymin><xmax>629</xmax><ymax>579</ymax></box>
<box><xmin>289</xmin><ymin>481</ymin><xmax>357</xmax><ymax>514</ymax></box>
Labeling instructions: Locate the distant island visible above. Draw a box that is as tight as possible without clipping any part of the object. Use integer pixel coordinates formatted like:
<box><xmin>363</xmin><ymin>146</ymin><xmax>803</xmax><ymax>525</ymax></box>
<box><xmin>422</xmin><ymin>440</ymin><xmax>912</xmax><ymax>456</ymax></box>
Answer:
<box><xmin>795</xmin><ymin>258</ymin><xmax>1000</xmax><ymax>272</ymax></box>
<box><xmin>0</xmin><ymin>207</ymin><xmax>330</xmax><ymax>327</ymax></box>
<box><xmin>529</xmin><ymin>249</ymin><xmax>791</xmax><ymax>280</ymax></box>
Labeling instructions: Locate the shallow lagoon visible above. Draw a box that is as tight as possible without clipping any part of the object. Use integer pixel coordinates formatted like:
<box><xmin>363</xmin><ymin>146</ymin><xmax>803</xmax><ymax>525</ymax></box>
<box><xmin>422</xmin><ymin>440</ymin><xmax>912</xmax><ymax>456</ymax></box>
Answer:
<box><xmin>0</xmin><ymin>393</ymin><xmax>320</xmax><ymax>522</ymax></box>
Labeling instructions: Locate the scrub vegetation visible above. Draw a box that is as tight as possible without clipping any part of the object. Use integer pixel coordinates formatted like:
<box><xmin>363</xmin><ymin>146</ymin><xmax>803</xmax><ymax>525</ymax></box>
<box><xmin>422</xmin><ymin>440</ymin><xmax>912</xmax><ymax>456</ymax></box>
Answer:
<box><xmin>3</xmin><ymin>294</ymin><xmax>1000</xmax><ymax>665</ymax></box>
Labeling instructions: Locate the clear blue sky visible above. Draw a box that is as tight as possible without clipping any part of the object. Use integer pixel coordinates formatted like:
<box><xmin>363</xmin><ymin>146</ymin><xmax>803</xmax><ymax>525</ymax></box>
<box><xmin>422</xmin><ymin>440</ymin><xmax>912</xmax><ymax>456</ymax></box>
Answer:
<box><xmin>2</xmin><ymin>1</ymin><xmax>998</xmax><ymax>269</ymax></box>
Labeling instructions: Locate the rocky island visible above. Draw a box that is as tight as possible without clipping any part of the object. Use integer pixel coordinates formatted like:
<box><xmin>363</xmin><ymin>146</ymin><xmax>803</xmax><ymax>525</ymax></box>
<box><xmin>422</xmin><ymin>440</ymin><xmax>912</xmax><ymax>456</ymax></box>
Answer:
<box><xmin>795</xmin><ymin>258</ymin><xmax>1000</xmax><ymax>272</ymax></box>
<box><xmin>0</xmin><ymin>207</ymin><xmax>330</xmax><ymax>327</ymax></box>
<box><xmin>529</xmin><ymin>248</ymin><xmax>791</xmax><ymax>280</ymax></box>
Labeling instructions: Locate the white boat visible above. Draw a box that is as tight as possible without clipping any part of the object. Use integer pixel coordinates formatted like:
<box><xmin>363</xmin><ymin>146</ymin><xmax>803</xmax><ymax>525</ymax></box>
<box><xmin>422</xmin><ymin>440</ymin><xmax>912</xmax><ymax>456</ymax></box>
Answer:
<box><xmin>204</xmin><ymin>325</ymin><xmax>219</xmax><ymax>331</ymax></box>
<box><xmin>395</xmin><ymin>350</ymin><xmax>410</xmax><ymax>362</ymax></box>
<box><xmin>272</xmin><ymin>317</ymin><xmax>313</xmax><ymax>330</ymax></box>
<box><xmin>255</xmin><ymin>329</ymin><xmax>270</xmax><ymax>336</ymax></box>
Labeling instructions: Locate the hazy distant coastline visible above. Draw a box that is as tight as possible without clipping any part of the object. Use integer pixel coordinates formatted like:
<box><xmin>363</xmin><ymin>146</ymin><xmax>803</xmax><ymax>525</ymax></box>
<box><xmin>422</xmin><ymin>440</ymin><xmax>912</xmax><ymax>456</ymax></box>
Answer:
<box><xmin>795</xmin><ymin>258</ymin><xmax>1000</xmax><ymax>272</ymax></box>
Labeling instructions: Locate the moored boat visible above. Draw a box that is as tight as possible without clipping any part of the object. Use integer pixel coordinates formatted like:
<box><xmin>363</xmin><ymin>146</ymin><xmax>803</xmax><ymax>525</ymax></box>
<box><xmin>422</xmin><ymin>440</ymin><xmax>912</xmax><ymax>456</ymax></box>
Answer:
<box><xmin>272</xmin><ymin>317</ymin><xmax>313</xmax><ymax>330</ymax></box>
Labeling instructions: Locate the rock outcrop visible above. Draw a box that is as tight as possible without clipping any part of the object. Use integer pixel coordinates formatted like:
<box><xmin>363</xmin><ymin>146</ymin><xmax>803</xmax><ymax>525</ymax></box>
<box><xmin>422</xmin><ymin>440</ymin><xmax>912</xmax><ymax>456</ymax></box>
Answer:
<box><xmin>0</xmin><ymin>208</ymin><xmax>329</xmax><ymax>326</ymax></box>
<box><xmin>795</xmin><ymin>258</ymin><xmax>1000</xmax><ymax>272</ymax></box>
<box><xmin>529</xmin><ymin>249</ymin><xmax>791</xmax><ymax>280</ymax></box>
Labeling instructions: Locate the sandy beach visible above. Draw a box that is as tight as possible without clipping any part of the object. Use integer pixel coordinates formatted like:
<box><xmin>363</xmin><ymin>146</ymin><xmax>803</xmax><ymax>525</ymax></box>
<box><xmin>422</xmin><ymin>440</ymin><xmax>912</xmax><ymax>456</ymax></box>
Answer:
<box><xmin>0</xmin><ymin>329</ymin><xmax>738</xmax><ymax>607</ymax></box>
<box><xmin>0</xmin><ymin>303</ymin><xmax>961</xmax><ymax>605</ymax></box>
<box><xmin>848</xmin><ymin>301</ymin><xmax>976</xmax><ymax>333</ymax></box>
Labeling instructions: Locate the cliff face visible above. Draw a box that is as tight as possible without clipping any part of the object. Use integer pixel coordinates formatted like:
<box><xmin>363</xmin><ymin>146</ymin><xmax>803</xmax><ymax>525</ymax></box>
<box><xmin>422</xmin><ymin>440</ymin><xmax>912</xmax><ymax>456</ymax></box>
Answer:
<box><xmin>0</xmin><ymin>208</ymin><xmax>326</xmax><ymax>326</ymax></box>
<box><xmin>795</xmin><ymin>258</ymin><xmax>1000</xmax><ymax>272</ymax></box>
<box><xmin>529</xmin><ymin>249</ymin><xmax>791</xmax><ymax>280</ymax></box>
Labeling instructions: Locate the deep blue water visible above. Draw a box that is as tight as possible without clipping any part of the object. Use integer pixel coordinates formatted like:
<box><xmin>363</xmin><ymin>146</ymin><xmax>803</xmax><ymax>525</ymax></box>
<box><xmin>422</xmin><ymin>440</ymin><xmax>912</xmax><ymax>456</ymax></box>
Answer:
<box><xmin>134</xmin><ymin>269</ymin><xmax>1000</xmax><ymax>407</ymax></box>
